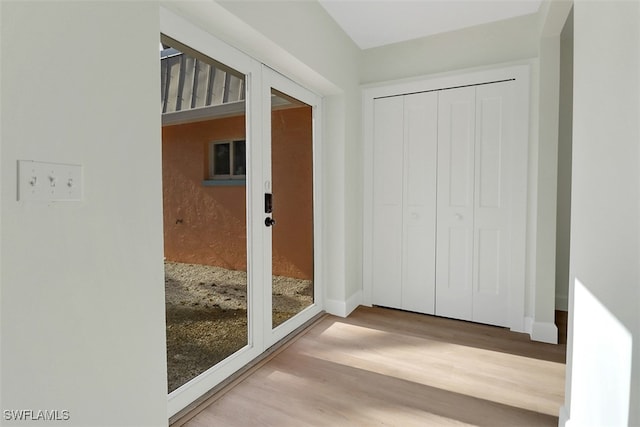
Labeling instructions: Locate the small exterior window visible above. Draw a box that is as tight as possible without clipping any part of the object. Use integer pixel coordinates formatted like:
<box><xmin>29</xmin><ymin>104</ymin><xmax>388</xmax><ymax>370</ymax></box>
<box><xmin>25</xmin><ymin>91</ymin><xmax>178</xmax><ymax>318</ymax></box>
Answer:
<box><xmin>209</xmin><ymin>140</ymin><xmax>246</xmax><ymax>180</ymax></box>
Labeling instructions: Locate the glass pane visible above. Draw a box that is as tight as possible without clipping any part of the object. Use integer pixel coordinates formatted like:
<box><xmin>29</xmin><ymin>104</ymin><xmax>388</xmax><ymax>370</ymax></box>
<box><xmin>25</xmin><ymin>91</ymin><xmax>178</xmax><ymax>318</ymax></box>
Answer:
<box><xmin>270</xmin><ymin>89</ymin><xmax>314</xmax><ymax>328</ymax></box>
<box><xmin>214</xmin><ymin>143</ymin><xmax>231</xmax><ymax>175</ymax></box>
<box><xmin>161</xmin><ymin>38</ymin><xmax>248</xmax><ymax>393</ymax></box>
<box><xmin>233</xmin><ymin>140</ymin><xmax>246</xmax><ymax>176</ymax></box>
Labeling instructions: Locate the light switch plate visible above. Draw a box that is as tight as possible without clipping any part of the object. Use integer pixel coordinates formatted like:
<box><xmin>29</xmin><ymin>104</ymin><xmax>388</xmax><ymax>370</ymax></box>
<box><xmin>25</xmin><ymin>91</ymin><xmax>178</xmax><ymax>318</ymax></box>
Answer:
<box><xmin>18</xmin><ymin>160</ymin><xmax>82</xmax><ymax>201</ymax></box>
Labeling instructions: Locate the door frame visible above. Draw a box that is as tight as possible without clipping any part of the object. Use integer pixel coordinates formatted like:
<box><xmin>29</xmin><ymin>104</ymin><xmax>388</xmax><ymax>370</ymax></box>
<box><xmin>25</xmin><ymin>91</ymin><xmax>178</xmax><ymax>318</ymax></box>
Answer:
<box><xmin>362</xmin><ymin>64</ymin><xmax>530</xmax><ymax>334</ymax></box>
<box><xmin>161</xmin><ymin>8</ymin><xmax>324</xmax><ymax>418</ymax></box>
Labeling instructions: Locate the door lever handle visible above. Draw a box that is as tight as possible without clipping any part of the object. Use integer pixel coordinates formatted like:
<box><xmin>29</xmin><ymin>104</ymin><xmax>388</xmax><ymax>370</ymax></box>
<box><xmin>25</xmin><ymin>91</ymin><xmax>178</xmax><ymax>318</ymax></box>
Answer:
<box><xmin>265</xmin><ymin>217</ymin><xmax>276</xmax><ymax>227</ymax></box>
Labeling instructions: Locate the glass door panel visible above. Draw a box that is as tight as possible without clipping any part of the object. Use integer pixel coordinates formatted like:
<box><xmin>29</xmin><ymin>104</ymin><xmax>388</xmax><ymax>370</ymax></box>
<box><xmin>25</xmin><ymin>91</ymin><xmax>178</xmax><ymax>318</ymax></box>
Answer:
<box><xmin>160</xmin><ymin>37</ymin><xmax>249</xmax><ymax>393</ymax></box>
<box><xmin>269</xmin><ymin>89</ymin><xmax>315</xmax><ymax>328</ymax></box>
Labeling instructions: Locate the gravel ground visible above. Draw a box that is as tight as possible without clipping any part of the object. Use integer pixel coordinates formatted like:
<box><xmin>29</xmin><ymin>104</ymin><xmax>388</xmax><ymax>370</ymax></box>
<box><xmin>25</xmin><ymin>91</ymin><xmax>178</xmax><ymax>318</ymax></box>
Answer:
<box><xmin>165</xmin><ymin>261</ymin><xmax>312</xmax><ymax>393</ymax></box>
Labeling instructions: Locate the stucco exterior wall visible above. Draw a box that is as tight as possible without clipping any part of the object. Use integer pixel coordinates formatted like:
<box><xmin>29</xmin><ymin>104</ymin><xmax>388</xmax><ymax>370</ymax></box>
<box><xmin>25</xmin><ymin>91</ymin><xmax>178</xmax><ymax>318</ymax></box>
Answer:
<box><xmin>162</xmin><ymin>106</ymin><xmax>313</xmax><ymax>279</ymax></box>
<box><xmin>271</xmin><ymin>106</ymin><xmax>314</xmax><ymax>280</ymax></box>
<box><xmin>162</xmin><ymin>114</ymin><xmax>247</xmax><ymax>270</ymax></box>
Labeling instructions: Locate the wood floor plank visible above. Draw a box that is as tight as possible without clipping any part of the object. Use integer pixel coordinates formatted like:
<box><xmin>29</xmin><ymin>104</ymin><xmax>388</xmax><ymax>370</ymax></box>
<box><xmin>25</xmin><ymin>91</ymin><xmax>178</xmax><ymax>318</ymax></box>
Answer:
<box><xmin>183</xmin><ymin>306</ymin><xmax>566</xmax><ymax>426</ymax></box>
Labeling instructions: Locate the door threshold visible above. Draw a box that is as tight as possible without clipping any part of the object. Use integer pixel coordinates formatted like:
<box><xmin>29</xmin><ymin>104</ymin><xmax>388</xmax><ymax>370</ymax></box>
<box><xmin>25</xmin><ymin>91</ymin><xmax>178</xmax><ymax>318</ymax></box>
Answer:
<box><xmin>169</xmin><ymin>311</ymin><xmax>328</xmax><ymax>426</ymax></box>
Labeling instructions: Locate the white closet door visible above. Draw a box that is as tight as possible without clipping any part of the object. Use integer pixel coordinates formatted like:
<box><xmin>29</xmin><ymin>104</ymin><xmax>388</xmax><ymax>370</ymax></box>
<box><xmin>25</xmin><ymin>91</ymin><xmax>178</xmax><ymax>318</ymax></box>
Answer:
<box><xmin>402</xmin><ymin>92</ymin><xmax>438</xmax><ymax>314</ymax></box>
<box><xmin>372</xmin><ymin>96</ymin><xmax>404</xmax><ymax>309</ymax></box>
<box><xmin>435</xmin><ymin>87</ymin><xmax>476</xmax><ymax>321</ymax></box>
<box><xmin>472</xmin><ymin>81</ymin><xmax>513</xmax><ymax>326</ymax></box>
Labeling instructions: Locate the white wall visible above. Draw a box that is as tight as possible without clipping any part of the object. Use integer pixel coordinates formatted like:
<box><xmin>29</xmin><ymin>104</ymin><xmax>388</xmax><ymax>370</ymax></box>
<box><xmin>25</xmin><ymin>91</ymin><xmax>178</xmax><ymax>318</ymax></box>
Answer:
<box><xmin>534</xmin><ymin>34</ymin><xmax>560</xmax><ymax>341</ymax></box>
<box><xmin>0</xmin><ymin>2</ymin><xmax>168</xmax><ymax>426</ymax></box>
<box><xmin>555</xmin><ymin>8</ymin><xmax>573</xmax><ymax>311</ymax></box>
<box><xmin>562</xmin><ymin>1</ymin><xmax>640</xmax><ymax>425</ymax></box>
<box><xmin>361</xmin><ymin>13</ymin><xmax>539</xmax><ymax>84</ymax></box>
<box><xmin>197</xmin><ymin>0</ymin><xmax>364</xmax><ymax>312</ymax></box>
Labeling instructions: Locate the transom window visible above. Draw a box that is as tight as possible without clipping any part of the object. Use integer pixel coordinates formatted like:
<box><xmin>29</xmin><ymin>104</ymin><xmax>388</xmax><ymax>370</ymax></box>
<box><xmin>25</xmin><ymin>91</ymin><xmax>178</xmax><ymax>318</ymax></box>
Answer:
<box><xmin>209</xmin><ymin>140</ymin><xmax>246</xmax><ymax>179</ymax></box>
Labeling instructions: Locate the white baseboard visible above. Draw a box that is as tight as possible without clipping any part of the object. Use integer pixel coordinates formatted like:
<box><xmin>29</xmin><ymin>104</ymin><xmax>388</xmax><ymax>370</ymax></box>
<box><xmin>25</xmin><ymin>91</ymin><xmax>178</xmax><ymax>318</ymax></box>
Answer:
<box><xmin>559</xmin><ymin>405</ymin><xmax>570</xmax><ymax>427</ymax></box>
<box><xmin>524</xmin><ymin>316</ymin><xmax>534</xmax><ymax>335</ymax></box>
<box><xmin>531</xmin><ymin>321</ymin><xmax>558</xmax><ymax>344</ymax></box>
<box><xmin>324</xmin><ymin>298</ymin><xmax>345</xmax><ymax>317</ymax></box>
<box><xmin>524</xmin><ymin>317</ymin><xmax>558</xmax><ymax>344</ymax></box>
<box><xmin>345</xmin><ymin>289</ymin><xmax>362</xmax><ymax>316</ymax></box>
<box><xmin>325</xmin><ymin>289</ymin><xmax>362</xmax><ymax>318</ymax></box>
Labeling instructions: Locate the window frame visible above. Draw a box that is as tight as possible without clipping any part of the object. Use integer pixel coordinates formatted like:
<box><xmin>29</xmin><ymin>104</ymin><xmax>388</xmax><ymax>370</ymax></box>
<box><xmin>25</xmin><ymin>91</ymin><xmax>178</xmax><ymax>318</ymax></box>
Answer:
<box><xmin>208</xmin><ymin>139</ymin><xmax>246</xmax><ymax>180</ymax></box>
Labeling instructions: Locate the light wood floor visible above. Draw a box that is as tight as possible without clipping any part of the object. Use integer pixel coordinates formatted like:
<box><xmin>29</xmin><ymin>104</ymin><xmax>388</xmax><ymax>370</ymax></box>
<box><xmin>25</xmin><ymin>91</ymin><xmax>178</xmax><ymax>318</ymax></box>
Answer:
<box><xmin>180</xmin><ymin>306</ymin><xmax>566</xmax><ymax>427</ymax></box>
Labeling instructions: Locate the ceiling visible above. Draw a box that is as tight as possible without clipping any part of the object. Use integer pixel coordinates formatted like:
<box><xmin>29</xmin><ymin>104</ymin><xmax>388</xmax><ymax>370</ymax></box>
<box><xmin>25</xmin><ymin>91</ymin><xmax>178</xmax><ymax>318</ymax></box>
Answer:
<box><xmin>318</xmin><ymin>0</ymin><xmax>543</xmax><ymax>50</ymax></box>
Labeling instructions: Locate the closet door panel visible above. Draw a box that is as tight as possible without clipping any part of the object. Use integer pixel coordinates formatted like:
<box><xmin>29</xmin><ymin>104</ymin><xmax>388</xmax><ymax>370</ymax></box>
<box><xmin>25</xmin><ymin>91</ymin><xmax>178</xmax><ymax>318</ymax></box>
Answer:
<box><xmin>402</xmin><ymin>92</ymin><xmax>437</xmax><ymax>314</ymax></box>
<box><xmin>436</xmin><ymin>87</ymin><xmax>475</xmax><ymax>321</ymax></box>
<box><xmin>372</xmin><ymin>207</ymin><xmax>403</xmax><ymax>307</ymax></box>
<box><xmin>472</xmin><ymin>81</ymin><xmax>512</xmax><ymax>327</ymax></box>
<box><xmin>372</xmin><ymin>96</ymin><xmax>404</xmax><ymax>308</ymax></box>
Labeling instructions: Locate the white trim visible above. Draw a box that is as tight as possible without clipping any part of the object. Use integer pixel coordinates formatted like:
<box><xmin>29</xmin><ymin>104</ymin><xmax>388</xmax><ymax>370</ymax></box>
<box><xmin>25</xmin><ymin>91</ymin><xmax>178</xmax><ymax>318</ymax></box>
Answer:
<box><xmin>524</xmin><ymin>315</ymin><xmax>559</xmax><ymax>343</ymax></box>
<box><xmin>559</xmin><ymin>405</ymin><xmax>570</xmax><ymax>427</ymax></box>
<box><xmin>345</xmin><ymin>290</ymin><xmax>363</xmax><ymax>317</ymax></box>
<box><xmin>325</xmin><ymin>289</ymin><xmax>362</xmax><ymax>318</ymax></box>
<box><xmin>362</xmin><ymin>64</ymin><xmax>530</xmax><ymax>334</ymax></box>
<box><xmin>507</xmin><ymin>64</ymin><xmax>530</xmax><ymax>334</ymax></box>
<box><xmin>531</xmin><ymin>321</ymin><xmax>558</xmax><ymax>344</ymax></box>
<box><xmin>312</xmin><ymin>84</ymin><xmax>325</xmax><ymax>328</ymax></box>
<box><xmin>361</xmin><ymin>89</ymin><xmax>374</xmax><ymax>307</ymax></box>
<box><xmin>524</xmin><ymin>316</ymin><xmax>534</xmax><ymax>335</ymax></box>
<box><xmin>555</xmin><ymin>294</ymin><xmax>568</xmax><ymax>311</ymax></box>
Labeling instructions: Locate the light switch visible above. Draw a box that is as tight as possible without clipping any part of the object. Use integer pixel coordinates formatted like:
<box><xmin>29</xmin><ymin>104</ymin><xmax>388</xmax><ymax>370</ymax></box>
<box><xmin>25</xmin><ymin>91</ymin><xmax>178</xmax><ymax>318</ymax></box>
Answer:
<box><xmin>18</xmin><ymin>160</ymin><xmax>82</xmax><ymax>201</ymax></box>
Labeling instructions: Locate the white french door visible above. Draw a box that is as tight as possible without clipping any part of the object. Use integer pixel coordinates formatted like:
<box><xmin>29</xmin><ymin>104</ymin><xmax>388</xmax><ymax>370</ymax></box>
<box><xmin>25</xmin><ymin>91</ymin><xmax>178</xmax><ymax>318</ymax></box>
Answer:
<box><xmin>162</xmin><ymin>9</ymin><xmax>323</xmax><ymax>418</ymax></box>
<box><xmin>262</xmin><ymin>66</ymin><xmax>323</xmax><ymax>347</ymax></box>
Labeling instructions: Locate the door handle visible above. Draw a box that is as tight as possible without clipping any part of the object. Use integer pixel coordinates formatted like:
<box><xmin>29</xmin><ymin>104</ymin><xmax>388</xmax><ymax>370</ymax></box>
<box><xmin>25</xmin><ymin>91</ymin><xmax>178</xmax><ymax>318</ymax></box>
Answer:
<box><xmin>265</xmin><ymin>217</ymin><xmax>276</xmax><ymax>227</ymax></box>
